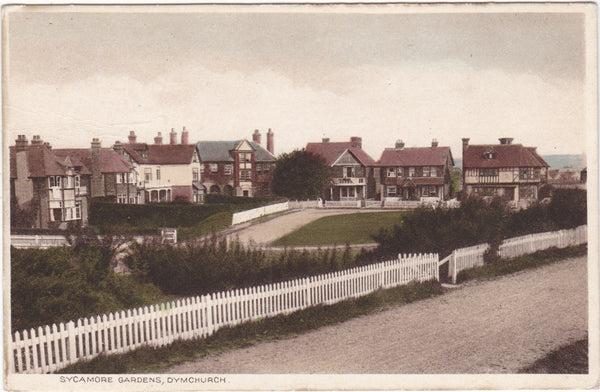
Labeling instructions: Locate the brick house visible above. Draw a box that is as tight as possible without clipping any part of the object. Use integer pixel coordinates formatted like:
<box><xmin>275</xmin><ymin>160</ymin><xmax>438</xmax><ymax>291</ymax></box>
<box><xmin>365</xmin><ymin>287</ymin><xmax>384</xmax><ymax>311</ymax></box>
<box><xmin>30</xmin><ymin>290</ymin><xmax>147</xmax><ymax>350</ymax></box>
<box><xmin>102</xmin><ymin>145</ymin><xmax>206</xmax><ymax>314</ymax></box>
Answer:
<box><xmin>53</xmin><ymin>138</ymin><xmax>137</xmax><ymax>204</ymax></box>
<box><xmin>118</xmin><ymin>128</ymin><xmax>203</xmax><ymax>203</ymax></box>
<box><xmin>10</xmin><ymin>135</ymin><xmax>133</xmax><ymax>229</ymax></box>
<box><xmin>377</xmin><ymin>139</ymin><xmax>455</xmax><ymax>201</ymax></box>
<box><xmin>306</xmin><ymin>137</ymin><xmax>377</xmax><ymax>201</ymax></box>
<box><xmin>462</xmin><ymin>137</ymin><xmax>549</xmax><ymax>205</ymax></box>
<box><xmin>196</xmin><ymin>129</ymin><xmax>276</xmax><ymax>197</ymax></box>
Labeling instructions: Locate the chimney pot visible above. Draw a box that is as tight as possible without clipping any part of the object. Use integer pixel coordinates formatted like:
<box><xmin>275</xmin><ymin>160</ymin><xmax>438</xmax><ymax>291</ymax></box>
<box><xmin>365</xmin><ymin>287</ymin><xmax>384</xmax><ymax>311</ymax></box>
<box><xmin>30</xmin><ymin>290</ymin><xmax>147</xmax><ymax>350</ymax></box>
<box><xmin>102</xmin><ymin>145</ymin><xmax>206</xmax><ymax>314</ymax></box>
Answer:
<box><xmin>462</xmin><ymin>138</ymin><xmax>470</xmax><ymax>150</ymax></box>
<box><xmin>499</xmin><ymin>137</ymin><xmax>514</xmax><ymax>145</ymax></box>
<box><xmin>128</xmin><ymin>130</ymin><xmax>137</xmax><ymax>144</ymax></box>
<box><xmin>322</xmin><ymin>138</ymin><xmax>330</xmax><ymax>143</ymax></box>
<box><xmin>350</xmin><ymin>136</ymin><xmax>362</xmax><ymax>149</ymax></box>
<box><xmin>15</xmin><ymin>135</ymin><xmax>28</xmax><ymax>151</ymax></box>
<box><xmin>31</xmin><ymin>135</ymin><xmax>43</xmax><ymax>145</ymax></box>
<box><xmin>266</xmin><ymin>129</ymin><xmax>274</xmax><ymax>154</ymax></box>
<box><xmin>154</xmin><ymin>132</ymin><xmax>163</xmax><ymax>145</ymax></box>
<box><xmin>431</xmin><ymin>138</ymin><xmax>439</xmax><ymax>147</ymax></box>
<box><xmin>170</xmin><ymin>128</ymin><xmax>177</xmax><ymax>145</ymax></box>
<box><xmin>395</xmin><ymin>139</ymin><xmax>405</xmax><ymax>149</ymax></box>
<box><xmin>181</xmin><ymin>127</ymin><xmax>189</xmax><ymax>144</ymax></box>
<box><xmin>253</xmin><ymin>129</ymin><xmax>261</xmax><ymax>145</ymax></box>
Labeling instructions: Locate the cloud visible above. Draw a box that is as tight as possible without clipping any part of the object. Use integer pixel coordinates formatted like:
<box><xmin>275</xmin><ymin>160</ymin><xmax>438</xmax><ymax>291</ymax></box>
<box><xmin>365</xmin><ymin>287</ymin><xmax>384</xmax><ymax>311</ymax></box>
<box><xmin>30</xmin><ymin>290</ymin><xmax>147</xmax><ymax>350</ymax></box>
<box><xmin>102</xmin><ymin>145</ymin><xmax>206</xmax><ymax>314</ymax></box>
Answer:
<box><xmin>5</xmin><ymin>61</ymin><xmax>585</xmax><ymax>158</ymax></box>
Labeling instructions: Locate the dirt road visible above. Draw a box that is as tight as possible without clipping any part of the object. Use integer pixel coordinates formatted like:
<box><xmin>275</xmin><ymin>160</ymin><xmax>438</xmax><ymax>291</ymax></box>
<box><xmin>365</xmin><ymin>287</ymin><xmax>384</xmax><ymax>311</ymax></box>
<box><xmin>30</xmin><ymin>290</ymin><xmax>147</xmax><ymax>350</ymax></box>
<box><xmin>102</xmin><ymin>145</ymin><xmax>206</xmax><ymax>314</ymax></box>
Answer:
<box><xmin>231</xmin><ymin>208</ymin><xmax>383</xmax><ymax>246</ymax></box>
<box><xmin>166</xmin><ymin>256</ymin><xmax>587</xmax><ymax>374</ymax></box>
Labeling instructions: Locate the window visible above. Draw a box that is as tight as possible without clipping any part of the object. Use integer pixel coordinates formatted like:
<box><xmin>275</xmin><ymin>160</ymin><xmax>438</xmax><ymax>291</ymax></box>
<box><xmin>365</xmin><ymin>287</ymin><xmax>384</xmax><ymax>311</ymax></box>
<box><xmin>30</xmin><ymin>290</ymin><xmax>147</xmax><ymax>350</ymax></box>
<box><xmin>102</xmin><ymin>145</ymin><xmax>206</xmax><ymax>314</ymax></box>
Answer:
<box><xmin>156</xmin><ymin>168</ymin><xmax>161</xmax><ymax>181</ymax></box>
<box><xmin>423</xmin><ymin>185</ymin><xmax>437</xmax><ymax>196</ymax></box>
<box><xmin>210</xmin><ymin>163</ymin><xmax>218</xmax><ymax>172</ymax></box>
<box><xmin>75</xmin><ymin>202</ymin><xmax>81</xmax><ymax>219</ymax></box>
<box><xmin>74</xmin><ymin>175</ymin><xmax>80</xmax><ymax>187</ymax></box>
<box><xmin>49</xmin><ymin>176</ymin><xmax>61</xmax><ymax>188</ymax></box>
<box><xmin>240</xmin><ymin>170</ymin><xmax>251</xmax><ymax>181</ymax></box>
<box><xmin>481</xmin><ymin>168</ymin><xmax>499</xmax><ymax>177</ymax></box>
<box><xmin>117</xmin><ymin>194</ymin><xmax>127</xmax><ymax>204</ymax></box>
<box><xmin>256</xmin><ymin>164</ymin><xmax>263</xmax><ymax>173</ymax></box>
<box><xmin>144</xmin><ymin>168</ymin><xmax>152</xmax><ymax>182</ymax></box>
<box><xmin>200</xmin><ymin>165</ymin><xmax>205</xmax><ymax>174</ymax></box>
<box><xmin>519</xmin><ymin>168</ymin><xmax>535</xmax><ymax>180</ymax></box>
<box><xmin>396</xmin><ymin>167</ymin><xmax>403</xmax><ymax>177</ymax></box>
<box><xmin>423</xmin><ymin>167</ymin><xmax>431</xmax><ymax>177</ymax></box>
<box><xmin>129</xmin><ymin>196</ymin><xmax>137</xmax><ymax>204</ymax></box>
<box><xmin>224</xmin><ymin>164</ymin><xmax>233</xmax><ymax>175</ymax></box>
<box><xmin>386</xmin><ymin>168</ymin><xmax>396</xmax><ymax>177</ymax></box>
<box><xmin>345</xmin><ymin>167</ymin><xmax>354</xmax><ymax>178</ymax></box>
<box><xmin>387</xmin><ymin>185</ymin><xmax>397</xmax><ymax>197</ymax></box>
<box><xmin>431</xmin><ymin>167</ymin><xmax>438</xmax><ymax>177</ymax></box>
<box><xmin>192</xmin><ymin>168</ymin><xmax>199</xmax><ymax>181</ymax></box>
<box><xmin>409</xmin><ymin>167</ymin><xmax>415</xmax><ymax>177</ymax></box>
<box><xmin>50</xmin><ymin>207</ymin><xmax>62</xmax><ymax>222</ymax></box>
<box><xmin>240</xmin><ymin>153</ymin><xmax>251</xmax><ymax>163</ymax></box>
<box><xmin>116</xmin><ymin>173</ymin><xmax>122</xmax><ymax>184</ymax></box>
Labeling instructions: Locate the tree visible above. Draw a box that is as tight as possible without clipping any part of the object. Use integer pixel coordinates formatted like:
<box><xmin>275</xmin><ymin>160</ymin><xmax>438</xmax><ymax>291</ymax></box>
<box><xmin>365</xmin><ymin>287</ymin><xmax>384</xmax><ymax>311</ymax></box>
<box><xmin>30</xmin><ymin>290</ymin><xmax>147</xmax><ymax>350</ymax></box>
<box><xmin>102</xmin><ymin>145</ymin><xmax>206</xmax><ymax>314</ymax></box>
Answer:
<box><xmin>272</xmin><ymin>149</ymin><xmax>329</xmax><ymax>199</ymax></box>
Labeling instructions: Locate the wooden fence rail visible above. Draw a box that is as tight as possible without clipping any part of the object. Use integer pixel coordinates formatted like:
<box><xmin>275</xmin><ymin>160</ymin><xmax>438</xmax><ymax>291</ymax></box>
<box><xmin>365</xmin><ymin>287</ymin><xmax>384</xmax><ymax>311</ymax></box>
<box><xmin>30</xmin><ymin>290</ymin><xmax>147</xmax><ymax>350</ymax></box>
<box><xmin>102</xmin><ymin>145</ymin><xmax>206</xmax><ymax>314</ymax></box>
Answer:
<box><xmin>10</xmin><ymin>253</ymin><xmax>438</xmax><ymax>374</ymax></box>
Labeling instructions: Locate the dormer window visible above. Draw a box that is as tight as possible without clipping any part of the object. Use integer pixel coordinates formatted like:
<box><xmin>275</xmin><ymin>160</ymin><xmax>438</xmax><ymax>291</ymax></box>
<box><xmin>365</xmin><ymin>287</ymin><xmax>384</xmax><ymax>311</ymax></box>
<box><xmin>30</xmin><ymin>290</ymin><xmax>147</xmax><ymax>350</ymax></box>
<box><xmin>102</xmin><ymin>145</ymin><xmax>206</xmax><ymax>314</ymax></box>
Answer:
<box><xmin>483</xmin><ymin>148</ymin><xmax>496</xmax><ymax>160</ymax></box>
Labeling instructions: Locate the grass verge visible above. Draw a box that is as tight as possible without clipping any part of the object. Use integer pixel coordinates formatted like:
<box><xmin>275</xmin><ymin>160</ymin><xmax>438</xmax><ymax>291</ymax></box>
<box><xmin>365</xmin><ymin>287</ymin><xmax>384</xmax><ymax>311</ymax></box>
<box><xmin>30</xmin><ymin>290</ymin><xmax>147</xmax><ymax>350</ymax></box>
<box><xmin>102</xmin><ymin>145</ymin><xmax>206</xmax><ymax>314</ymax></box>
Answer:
<box><xmin>177</xmin><ymin>211</ymin><xmax>233</xmax><ymax>241</ymax></box>
<box><xmin>271</xmin><ymin>211</ymin><xmax>405</xmax><ymax>246</ymax></box>
<box><xmin>520</xmin><ymin>337</ymin><xmax>588</xmax><ymax>374</ymax></box>
<box><xmin>58</xmin><ymin>280</ymin><xmax>443</xmax><ymax>374</ymax></box>
<box><xmin>456</xmin><ymin>245</ymin><xmax>587</xmax><ymax>283</ymax></box>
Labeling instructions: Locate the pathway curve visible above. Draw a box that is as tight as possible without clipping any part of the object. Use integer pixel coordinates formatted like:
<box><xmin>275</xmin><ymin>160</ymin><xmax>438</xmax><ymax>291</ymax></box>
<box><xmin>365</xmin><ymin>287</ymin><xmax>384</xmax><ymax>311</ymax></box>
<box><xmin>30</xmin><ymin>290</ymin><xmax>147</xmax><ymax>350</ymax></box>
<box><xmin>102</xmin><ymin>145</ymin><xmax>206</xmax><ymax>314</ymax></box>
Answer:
<box><xmin>230</xmin><ymin>208</ymin><xmax>386</xmax><ymax>247</ymax></box>
<box><xmin>166</xmin><ymin>256</ymin><xmax>587</xmax><ymax>374</ymax></box>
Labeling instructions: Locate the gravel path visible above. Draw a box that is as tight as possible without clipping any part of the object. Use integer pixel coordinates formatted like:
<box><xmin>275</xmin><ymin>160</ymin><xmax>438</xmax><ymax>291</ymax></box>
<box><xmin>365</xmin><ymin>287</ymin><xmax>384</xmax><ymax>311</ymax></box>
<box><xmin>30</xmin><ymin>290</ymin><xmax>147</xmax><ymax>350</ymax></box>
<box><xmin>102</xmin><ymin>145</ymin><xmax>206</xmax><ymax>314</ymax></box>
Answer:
<box><xmin>166</xmin><ymin>256</ymin><xmax>587</xmax><ymax>374</ymax></box>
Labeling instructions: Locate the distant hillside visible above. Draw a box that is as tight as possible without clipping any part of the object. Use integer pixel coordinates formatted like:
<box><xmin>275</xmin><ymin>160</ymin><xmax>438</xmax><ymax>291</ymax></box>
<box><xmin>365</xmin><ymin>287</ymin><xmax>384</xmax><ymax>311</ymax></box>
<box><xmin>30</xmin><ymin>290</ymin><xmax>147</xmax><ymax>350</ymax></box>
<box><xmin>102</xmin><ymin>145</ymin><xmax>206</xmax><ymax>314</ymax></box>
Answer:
<box><xmin>453</xmin><ymin>155</ymin><xmax>584</xmax><ymax>169</ymax></box>
<box><xmin>542</xmin><ymin>155</ymin><xmax>585</xmax><ymax>169</ymax></box>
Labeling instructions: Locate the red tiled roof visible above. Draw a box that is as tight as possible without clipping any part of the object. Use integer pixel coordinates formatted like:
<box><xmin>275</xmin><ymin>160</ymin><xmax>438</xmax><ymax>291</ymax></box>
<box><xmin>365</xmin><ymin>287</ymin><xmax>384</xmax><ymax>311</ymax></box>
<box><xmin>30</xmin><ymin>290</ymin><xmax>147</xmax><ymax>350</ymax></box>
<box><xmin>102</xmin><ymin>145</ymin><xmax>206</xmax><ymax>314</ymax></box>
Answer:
<box><xmin>378</xmin><ymin>147</ymin><xmax>453</xmax><ymax>167</ymax></box>
<box><xmin>53</xmin><ymin>148</ymin><xmax>131</xmax><ymax>173</ymax></box>
<box><xmin>463</xmin><ymin>144</ymin><xmax>549</xmax><ymax>168</ymax></box>
<box><xmin>305</xmin><ymin>142</ymin><xmax>376</xmax><ymax>166</ymax></box>
<box><xmin>27</xmin><ymin>145</ymin><xmax>67</xmax><ymax>177</ymax></box>
<box><xmin>122</xmin><ymin>143</ymin><xmax>197</xmax><ymax>164</ymax></box>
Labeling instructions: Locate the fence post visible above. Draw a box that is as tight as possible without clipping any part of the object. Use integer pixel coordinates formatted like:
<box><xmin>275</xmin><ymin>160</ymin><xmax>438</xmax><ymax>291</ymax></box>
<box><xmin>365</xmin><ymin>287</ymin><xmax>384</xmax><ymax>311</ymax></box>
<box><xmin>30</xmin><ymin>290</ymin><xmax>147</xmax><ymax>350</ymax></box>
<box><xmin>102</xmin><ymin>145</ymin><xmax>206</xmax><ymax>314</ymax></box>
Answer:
<box><xmin>451</xmin><ymin>251</ymin><xmax>457</xmax><ymax>285</ymax></box>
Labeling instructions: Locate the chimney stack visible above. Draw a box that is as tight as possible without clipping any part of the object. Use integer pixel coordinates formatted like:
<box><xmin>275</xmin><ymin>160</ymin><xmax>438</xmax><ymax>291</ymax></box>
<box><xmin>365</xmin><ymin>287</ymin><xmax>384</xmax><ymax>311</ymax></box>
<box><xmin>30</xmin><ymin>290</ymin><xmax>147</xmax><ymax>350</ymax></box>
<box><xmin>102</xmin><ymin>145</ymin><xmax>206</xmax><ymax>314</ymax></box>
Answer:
<box><xmin>15</xmin><ymin>135</ymin><xmax>28</xmax><ymax>152</ymax></box>
<box><xmin>462</xmin><ymin>138</ymin><xmax>470</xmax><ymax>151</ymax></box>
<box><xmin>350</xmin><ymin>136</ymin><xmax>362</xmax><ymax>149</ymax></box>
<box><xmin>395</xmin><ymin>139</ymin><xmax>405</xmax><ymax>149</ymax></box>
<box><xmin>181</xmin><ymin>126</ymin><xmax>189</xmax><ymax>144</ymax></box>
<box><xmin>128</xmin><ymin>130</ymin><xmax>137</xmax><ymax>144</ymax></box>
<box><xmin>322</xmin><ymin>138</ymin><xmax>330</xmax><ymax>143</ymax></box>
<box><xmin>170</xmin><ymin>128</ymin><xmax>177</xmax><ymax>145</ymax></box>
<box><xmin>498</xmin><ymin>137</ymin><xmax>514</xmax><ymax>145</ymax></box>
<box><xmin>31</xmin><ymin>135</ymin><xmax>43</xmax><ymax>145</ymax></box>
<box><xmin>43</xmin><ymin>142</ymin><xmax>52</xmax><ymax>150</ymax></box>
<box><xmin>253</xmin><ymin>129</ymin><xmax>261</xmax><ymax>145</ymax></box>
<box><xmin>267</xmin><ymin>128</ymin><xmax>274</xmax><ymax>154</ymax></box>
<box><xmin>91</xmin><ymin>137</ymin><xmax>101</xmax><ymax>150</ymax></box>
<box><xmin>431</xmin><ymin>138</ymin><xmax>438</xmax><ymax>147</ymax></box>
<box><xmin>154</xmin><ymin>132</ymin><xmax>163</xmax><ymax>145</ymax></box>
<box><xmin>113</xmin><ymin>140</ymin><xmax>123</xmax><ymax>155</ymax></box>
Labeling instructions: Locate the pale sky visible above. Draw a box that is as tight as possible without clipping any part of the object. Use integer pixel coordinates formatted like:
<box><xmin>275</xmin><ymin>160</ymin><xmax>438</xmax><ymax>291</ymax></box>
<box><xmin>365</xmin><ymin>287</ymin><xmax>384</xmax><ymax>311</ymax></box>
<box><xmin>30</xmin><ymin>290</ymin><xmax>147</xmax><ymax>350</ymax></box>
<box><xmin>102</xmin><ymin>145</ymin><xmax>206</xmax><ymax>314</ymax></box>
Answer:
<box><xmin>4</xmin><ymin>5</ymin><xmax>592</xmax><ymax>159</ymax></box>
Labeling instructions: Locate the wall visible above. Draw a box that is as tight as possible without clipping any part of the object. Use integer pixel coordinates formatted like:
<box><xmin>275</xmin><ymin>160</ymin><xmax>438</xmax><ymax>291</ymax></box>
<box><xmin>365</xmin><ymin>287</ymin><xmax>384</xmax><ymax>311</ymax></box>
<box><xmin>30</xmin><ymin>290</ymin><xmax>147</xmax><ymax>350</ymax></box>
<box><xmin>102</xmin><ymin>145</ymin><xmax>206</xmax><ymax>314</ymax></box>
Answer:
<box><xmin>231</xmin><ymin>201</ymin><xmax>289</xmax><ymax>225</ymax></box>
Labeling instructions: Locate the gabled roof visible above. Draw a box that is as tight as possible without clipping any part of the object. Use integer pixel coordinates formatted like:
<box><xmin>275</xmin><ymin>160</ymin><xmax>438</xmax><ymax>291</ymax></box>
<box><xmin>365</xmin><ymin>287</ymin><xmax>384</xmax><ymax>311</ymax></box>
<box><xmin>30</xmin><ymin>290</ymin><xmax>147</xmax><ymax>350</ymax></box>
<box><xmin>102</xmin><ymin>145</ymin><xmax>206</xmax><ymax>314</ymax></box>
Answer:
<box><xmin>305</xmin><ymin>142</ymin><xmax>376</xmax><ymax>166</ymax></box>
<box><xmin>53</xmin><ymin>148</ymin><xmax>132</xmax><ymax>173</ymax></box>
<box><xmin>196</xmin><ymin>140</ymin><xmax>276</xmax><ymax>162</ymax></box>
<box><xmin>122</xmin><ymin>143</ymin><xmax>197</xmax><ymax>165</ymax></box>
<box><xmin>463</xmin><ymin>144</ymin><xmax>549</xmax><ymax>168</ymax></box>
<box><xmin>378</xmin><ymin>147</ymin><xmax>454</xmax><ymax>167</ymax></box>
<box><xmin>10</xmin><ymin>144</ymin><xmax>86</xmax><ymax>178</ymax></box>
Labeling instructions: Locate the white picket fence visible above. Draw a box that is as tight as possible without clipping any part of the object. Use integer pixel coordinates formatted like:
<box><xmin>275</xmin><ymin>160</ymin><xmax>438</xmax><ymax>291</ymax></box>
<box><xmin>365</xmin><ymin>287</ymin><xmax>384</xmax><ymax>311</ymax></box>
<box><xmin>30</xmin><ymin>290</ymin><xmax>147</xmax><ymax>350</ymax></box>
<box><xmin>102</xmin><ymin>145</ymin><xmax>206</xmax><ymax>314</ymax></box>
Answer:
<box><xmin>324</xmin><ymin>200</ymin><xmax>362</xmax><ymax>208</ymax></box>
<box><xmin>447</xmin><ymin>225</ymin><xmax>587</xmax><ymax>283</ymax></box>
<box><xmin>288</xmin><ymin>200</ymin><xmax>323</xmax><ymax>209</ymax></box>
<box><xmin>10</xmin><ymin>253</ymin><xmax>438</xmax><ymax>374</ymax></box>
<box><xmin>231</xmin><ymin>201</ymin><xmax>289</xmax><ymax>225</ymax></box>
<box><xmin>11</xmin><ymin>235</ymin><xmax>69</xmax><ymax>249</ymax></box>
<box><xmin>383</xmin><ymin>199</ymin><xmax>421</xmax><ymax>209</ymax></box>
<box><xmin>499</xmin><ymin>225</ymin><xmax>587</xmax><ymax>259</ymax></box>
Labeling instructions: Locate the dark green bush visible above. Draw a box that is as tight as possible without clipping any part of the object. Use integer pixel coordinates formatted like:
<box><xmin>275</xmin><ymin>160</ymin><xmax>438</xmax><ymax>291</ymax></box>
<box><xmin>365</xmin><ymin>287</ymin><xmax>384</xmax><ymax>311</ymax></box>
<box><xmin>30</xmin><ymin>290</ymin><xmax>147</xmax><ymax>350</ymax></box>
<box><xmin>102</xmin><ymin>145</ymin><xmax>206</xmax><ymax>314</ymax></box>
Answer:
<box><xmin>126</xmin><ymin>240</ymin><xmax>377</xmax><ymax>297</ymax></box>
<box><xmin>374</xmin><ymin>189</ymin><xmax>586</xmax><ymax>258</ymax></box>
<box><xmin>11</xmin><ymin>244</ymin><xmax>168</xmax><ymax>332</ymax></box>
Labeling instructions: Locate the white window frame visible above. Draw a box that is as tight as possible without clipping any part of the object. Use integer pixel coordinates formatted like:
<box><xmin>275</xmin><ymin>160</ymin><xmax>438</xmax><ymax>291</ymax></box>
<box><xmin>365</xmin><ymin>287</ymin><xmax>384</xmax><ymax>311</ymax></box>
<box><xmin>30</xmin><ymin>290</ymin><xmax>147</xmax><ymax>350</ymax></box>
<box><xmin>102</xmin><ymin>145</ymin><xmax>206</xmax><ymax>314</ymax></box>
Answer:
<box><xmin>423</xmin><ymin>167</ymin><xmax>431</xmax><ymax>177</ymax></box>
<box><xmin>431</xmin><ymin>167</ymin><xmax>438</xmax><ymax>177</ymax></box>
<box><xmin>409</xmin><ymin>167</ymin><xmax>415</xmax><ymax>177</ymax></box>
<box><xmin>210</xmin><ymin>163</ymin><xmax>218</xmax><ymax>173</ymax></box>
<box><xmin>49</xmin><ymin>176</ymin><xmax>62</xmax><ymax>188</ymax></box>
<box><xmin>387</xmin><ymin>168</ymin><xmax>396</xmax><ymax>177</ymax></box>
<box><xmin>144</xmin><ymin>168</ymin><xmax>152</xmax><ymax>182</ymax></box>
<box><xmin>224</xmin><ymin>164</ymin><xmax>233</xmax><ymax>175</ymax></box>
<box><xmin>192</xmin><ymin>168</ymin><xmax>199</xmax><ymax>181</ymax></box>
<box><xmin>396</xmin><ymin>167</ymin><xmax>403</xmax><ymax>177</ymax></box>
<box><xmin>387</xmin><ymin>185</ymin><xmax>397</xmax><ymax>197</ymax></box>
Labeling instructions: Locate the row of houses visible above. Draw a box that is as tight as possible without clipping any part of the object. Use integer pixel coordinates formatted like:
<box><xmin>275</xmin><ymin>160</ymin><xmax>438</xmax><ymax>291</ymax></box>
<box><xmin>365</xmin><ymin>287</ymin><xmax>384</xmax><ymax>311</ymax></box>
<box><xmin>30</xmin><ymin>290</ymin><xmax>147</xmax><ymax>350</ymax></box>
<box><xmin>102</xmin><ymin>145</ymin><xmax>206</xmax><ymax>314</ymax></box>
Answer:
<box><xmin>10</xmin><ymin>130</ymin><xmax>550</xmax><ymax>229</ymax></box>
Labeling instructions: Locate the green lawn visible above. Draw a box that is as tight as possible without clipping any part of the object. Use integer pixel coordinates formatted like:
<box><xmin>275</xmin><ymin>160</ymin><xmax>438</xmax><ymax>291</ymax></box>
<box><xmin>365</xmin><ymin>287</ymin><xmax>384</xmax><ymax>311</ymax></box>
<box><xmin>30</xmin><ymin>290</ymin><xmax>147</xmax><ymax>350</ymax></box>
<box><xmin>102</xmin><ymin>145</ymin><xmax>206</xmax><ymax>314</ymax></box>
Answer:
<box><xmin>271</xmin><ymin>211</ymin><xmax>405</xmax><ymax>246</ymax></box>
